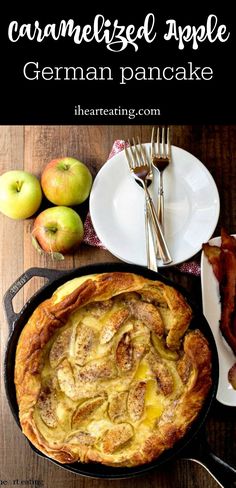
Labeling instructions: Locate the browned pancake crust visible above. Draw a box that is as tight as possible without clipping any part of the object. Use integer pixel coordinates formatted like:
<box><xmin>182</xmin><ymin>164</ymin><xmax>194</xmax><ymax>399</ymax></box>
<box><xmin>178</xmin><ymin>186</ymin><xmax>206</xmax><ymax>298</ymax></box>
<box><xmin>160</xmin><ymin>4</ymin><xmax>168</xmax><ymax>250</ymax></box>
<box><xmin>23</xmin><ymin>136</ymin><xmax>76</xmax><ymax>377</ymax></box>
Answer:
<box><xmin>14</xmin><ymin>272</ymin><xmax>211</xmax><ymax>466</ymax></box>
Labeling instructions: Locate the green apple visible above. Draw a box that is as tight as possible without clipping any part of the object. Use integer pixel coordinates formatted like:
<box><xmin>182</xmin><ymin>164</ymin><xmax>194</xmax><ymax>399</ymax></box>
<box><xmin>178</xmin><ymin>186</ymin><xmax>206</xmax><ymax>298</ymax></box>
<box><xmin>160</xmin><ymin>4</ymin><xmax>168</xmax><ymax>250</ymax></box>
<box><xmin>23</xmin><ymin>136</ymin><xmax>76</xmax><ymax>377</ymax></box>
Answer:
<box><xmin>32</xmin><ymin>206</ymin><xmax>84</xmax><ymax>254</ymax></box>
<box><xmin>41</xmin><ymin>157</ymin><xmax>92</xmax><ymax>206</ymax></box>
<box><xmin>0</xmin><ymin>170</ymin><xmax>42</xmax><ymax>219</ymax></box>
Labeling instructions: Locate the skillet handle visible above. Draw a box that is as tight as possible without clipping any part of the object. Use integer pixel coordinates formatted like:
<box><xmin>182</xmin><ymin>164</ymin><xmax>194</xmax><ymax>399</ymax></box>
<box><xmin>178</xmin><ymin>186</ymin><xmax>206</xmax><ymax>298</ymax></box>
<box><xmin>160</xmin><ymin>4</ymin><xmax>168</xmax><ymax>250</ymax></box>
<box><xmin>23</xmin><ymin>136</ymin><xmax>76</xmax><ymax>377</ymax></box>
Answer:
<box><xmin>182</xmin><ymin>435</ymin><xmax>236</xmax><ymax>487</ymax></box>
<box><xmin>3</xmin><ymin>267</ymin><xmax>67</xmax><ymax>332</ymax></box>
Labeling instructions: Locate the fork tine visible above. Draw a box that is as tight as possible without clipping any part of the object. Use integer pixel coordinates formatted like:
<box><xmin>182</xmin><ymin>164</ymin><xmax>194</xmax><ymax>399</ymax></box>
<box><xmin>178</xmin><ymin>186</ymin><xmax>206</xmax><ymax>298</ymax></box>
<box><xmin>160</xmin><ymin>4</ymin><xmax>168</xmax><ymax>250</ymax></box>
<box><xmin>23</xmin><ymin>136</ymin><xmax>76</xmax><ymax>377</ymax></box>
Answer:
<box><xmin>124</xmin><ymin>144</ymin><xmax>132</xmax><ymax>170</ymax></box>
<box><xmin>162</xmin><ymin>127</ymin><xmax>166</xmax><ymax>158</ymax></box>
<box><xmin>137</xmin><ymin>136</ymin><xmax>146</xmax><ymax>165</ymax></box>
<box><xmin>167</xmin><ymin>126</ymin><xmax>171</xmax><ymax>160</ymax></box>
<box><xmin>151</xmin><ymin>127</ymin><xmax>155</xmax><ymax>159</ymax></box>
<box><xmin>156</xmin><ymin>127</ymin><xmax>160</xmax><ymax>157</ymax></box>
<box><xmin>127</xmin><ymin>139</ymin><xmax>136</xmax><ymax>169</ymax></box>
<box><xmin>132</xmin><ymin>137</ymin><xmax>142</xmax><ymax>166</ymax></box>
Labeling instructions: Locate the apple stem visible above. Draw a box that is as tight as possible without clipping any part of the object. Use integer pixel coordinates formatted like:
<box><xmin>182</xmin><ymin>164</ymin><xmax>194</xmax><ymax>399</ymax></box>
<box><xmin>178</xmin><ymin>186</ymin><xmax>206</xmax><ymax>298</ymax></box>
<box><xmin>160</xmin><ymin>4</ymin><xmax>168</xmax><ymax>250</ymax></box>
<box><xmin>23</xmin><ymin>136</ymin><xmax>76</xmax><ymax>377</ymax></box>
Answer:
<box><xmin>16</xmin><ymin>180</ymin><xmax>23</xmax><ymax>192</ymax></box>
<box><xmin>46</xmin><ymin>226</ymin><xmax>57</xmax><ymax>234</ymax></box>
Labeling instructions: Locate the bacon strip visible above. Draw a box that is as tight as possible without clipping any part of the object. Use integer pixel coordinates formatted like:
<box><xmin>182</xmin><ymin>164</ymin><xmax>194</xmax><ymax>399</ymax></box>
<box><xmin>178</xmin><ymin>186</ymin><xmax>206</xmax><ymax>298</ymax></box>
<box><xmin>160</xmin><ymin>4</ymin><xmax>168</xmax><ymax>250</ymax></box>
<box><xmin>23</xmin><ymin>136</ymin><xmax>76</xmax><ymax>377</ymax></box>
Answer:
<box><xmin>203</xmin><ymin>229</ymin><xmax>236</xmax><ymax>355</ymax></box>
<box><xmin>228</xmin><ymin>363</ymin><xmax>236</xmax><ymax>389</ymax></box>
<box><xmin>202</xmin><ymin>243</ymin><xmax>222</xmax><ymax>282</ymax></box>
<box><xmin>220</xmin><ymin>238</ymin><xmax>236</xmax><ymax>354</ymax></box>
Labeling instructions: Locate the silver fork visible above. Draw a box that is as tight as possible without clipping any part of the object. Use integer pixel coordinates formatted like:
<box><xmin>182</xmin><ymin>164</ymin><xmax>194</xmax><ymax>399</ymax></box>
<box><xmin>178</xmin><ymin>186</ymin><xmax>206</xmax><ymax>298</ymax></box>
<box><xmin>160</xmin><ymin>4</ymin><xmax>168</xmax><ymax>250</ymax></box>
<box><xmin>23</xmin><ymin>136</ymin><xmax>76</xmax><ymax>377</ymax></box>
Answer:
<box><xmin>125</xmin><ymin>137</ymin><xmax>172</xmax><ymax>265</ymax></box>
<box><xmin>151</xmin><ymin>126</ymin><xmax>171</xmax><ymax>234</ymax></box>
<box><xmin>124</xmin><ymin>139</ymin><xmax>156</xmax><ymax>270</ymax></box>
<box><xmin>124</xmin><ymin>139</ymin><xmax>157</xmax><ymax>271</ymax></box>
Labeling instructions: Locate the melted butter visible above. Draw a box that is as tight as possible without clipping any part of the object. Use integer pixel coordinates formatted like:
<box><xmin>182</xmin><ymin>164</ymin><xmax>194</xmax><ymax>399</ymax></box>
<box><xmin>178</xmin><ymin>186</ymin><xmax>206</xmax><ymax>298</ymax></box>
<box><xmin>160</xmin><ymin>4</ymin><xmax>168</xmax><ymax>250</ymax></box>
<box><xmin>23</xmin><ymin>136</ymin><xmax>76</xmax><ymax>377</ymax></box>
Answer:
<box><xmin>142</xmin><ymin>380</ymin><xmax>165</xmax><ymax>428</ymax></box>
<box><xmin>145</xmin><ymin>379</ymin><xmax>157</xmax><ymax>404</ymax></box>
<box><xmin>134</xmin><ymin>360</ymin><xmax>151</xmax><ymax>381</ymax></box>
<box><xmin>142</xmin><ymin>404</ymin><xmax>164</xmax><ymax>428</ymax></box>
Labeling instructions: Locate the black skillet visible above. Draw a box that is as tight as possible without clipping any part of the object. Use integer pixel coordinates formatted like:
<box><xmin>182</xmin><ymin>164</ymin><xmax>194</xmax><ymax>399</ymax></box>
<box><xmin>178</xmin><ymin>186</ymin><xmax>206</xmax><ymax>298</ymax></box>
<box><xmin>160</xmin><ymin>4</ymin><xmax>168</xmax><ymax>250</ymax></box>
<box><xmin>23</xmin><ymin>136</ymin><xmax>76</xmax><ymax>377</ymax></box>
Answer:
<box><xmin>3</xmin><ymin>263</ymin><xmax>236</xmax><ymax>487</ymax></box>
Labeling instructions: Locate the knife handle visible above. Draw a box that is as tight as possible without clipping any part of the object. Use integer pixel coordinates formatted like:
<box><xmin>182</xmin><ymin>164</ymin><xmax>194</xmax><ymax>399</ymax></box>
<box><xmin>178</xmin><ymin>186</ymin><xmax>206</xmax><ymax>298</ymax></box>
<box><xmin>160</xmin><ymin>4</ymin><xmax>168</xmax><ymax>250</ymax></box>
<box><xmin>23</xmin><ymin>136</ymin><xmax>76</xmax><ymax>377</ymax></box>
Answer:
<box><xmin>145</xmin><ymin>196</ymin><xmax>158</xmax><ymax>272</ymax></box>
<box><xmin>144</xmin><ymin>187</ymin><xmax>172</xmax><ymax>265</ymax></box>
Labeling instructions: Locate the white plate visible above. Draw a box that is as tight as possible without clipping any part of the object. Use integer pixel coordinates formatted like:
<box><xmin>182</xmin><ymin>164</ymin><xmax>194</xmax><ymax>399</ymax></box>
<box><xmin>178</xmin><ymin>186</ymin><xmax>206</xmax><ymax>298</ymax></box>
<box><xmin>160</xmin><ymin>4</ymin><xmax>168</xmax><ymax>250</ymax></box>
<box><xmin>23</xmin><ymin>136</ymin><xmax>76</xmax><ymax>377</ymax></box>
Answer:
<box><xmin>201</xmin><ymin>235</ymin><xmax>236</xmax><ymax>406</ymax></box>
<box><xmin>90</xmin><ymin>144</ymin><xmax>220</xmax><ymax>267</ymax></box>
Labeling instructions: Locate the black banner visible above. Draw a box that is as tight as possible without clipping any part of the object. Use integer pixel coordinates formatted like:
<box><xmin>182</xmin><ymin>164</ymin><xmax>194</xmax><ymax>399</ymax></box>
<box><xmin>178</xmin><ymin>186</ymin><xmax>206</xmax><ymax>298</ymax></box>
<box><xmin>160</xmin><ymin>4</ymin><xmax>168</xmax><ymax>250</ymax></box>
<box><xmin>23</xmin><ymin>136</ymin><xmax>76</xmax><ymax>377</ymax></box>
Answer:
<box><xmin>0</xmin><ymin>4</ymin><xmax>235</xmax><ymax>124</ymax></box>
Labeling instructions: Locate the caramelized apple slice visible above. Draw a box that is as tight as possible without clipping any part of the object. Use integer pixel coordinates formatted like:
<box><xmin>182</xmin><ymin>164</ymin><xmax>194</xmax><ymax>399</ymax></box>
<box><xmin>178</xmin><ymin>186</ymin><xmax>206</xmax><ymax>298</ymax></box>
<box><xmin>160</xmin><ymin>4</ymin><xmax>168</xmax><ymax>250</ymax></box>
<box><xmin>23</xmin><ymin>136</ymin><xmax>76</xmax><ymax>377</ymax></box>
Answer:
<box><xmin>128</xmin><ymin>300</ymin><xmax>164</xmax><ymax>336</ymax></box>
<box><xmin>72</xmin><ymin>396</ymin><xmax>105</xmax><ymax>426</ymax></box>
<box><xmin>74</xmin><ymin>325</ymin><xmax>95</xmax><ymax>366</ymax></box>
<box><xmin>148</xmin><ymin>353</ymin><xmax>173</xmax><ymax>396</ymax></box>
<box><xmin>85</xmin><ymin>299</ymin><xmax>113</xmax><ymax>318</ymax></box>
<box><xmin>102</xmin><ymin>423</ymin><xmax>133</xmax><ymax>453</ymax></box>
<box><xmin>49</xmin><ymin>328</ymin><xmax>71</xmax><ymax>368</ymax></box>
<box><xmin>37</xmin><ymin>385</ymin><xmax>58</xmax><ymax>428</ymax></box>
<box><xmin>57</xmin><ymin>359</ymin><xmax>77</xmax><ymax>399</ymax></box>
<box><xmin>116</xmin><ymin>332</ymin><xmax>133</xmax><ymax>371</ymax></box>
<box><xmin>66</xmin><ymin>431</ymin><xmax>96</xmax><ymax>446</ymax></box>
<box><xmin>100</xmin><ymin>308</ymin><xmax>130</xmax><ymax>344</ymax></box>
<box><xmin>127</xmin><ymin>381</ymin><xmax>146</xmax><ymax>421</ymax></box>
<box><xmin>132</xmin><ymin>331</ymin><xmax>150</xmax><ymax>363</ymax></box>
<box><xmin>151</xmin><ymin>333</ymin><xmax>178</xmax><ymax>360</ymax></box>
<box><xmin>108</xmin><ymin>391</ymin><xmax>128</xmax><ymax>422</ymax></box>
<box><xmin>79</xmin><ymin>359</ymin><xmax>117</xmax><ymax>382</ymax></box>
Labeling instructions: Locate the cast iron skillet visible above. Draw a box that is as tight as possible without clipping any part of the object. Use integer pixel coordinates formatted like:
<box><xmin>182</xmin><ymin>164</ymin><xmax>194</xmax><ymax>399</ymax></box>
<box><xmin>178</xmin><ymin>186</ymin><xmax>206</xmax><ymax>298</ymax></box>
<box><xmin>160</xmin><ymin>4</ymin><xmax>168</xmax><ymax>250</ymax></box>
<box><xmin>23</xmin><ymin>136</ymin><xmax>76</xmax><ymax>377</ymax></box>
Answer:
<box><xmin>3</xmin><ymin>263</ymin><xmax>236</xmax><ymax>487</ymax></box>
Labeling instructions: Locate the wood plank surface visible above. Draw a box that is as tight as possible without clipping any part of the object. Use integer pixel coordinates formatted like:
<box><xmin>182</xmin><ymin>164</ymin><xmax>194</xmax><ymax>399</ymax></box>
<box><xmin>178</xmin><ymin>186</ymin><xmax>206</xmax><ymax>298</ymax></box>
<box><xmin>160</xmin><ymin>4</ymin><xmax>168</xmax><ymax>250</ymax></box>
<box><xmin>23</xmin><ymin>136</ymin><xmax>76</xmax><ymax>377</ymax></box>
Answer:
<box><xmin>0</xmin><ymin>125</ymin><xmax>235</xmax><ymax>488</ymax></box>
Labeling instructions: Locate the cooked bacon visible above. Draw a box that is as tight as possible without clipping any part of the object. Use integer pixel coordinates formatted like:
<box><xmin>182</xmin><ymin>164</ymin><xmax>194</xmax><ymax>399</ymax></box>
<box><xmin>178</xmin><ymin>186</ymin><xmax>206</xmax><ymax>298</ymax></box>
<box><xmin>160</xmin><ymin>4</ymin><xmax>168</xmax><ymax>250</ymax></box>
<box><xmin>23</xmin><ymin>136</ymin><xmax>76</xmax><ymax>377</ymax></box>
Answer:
<box><xmin>203</xmin><ymin>229</ymin><xmax>236</xmax><ymax>355</ymax></box>
<box><xmin>202</xmin><ymin>243</ymin><xmax>222</xmax><ymax>282</ymax></box>
<box><xmin>220</xmin><ymin>246</ymin><xmax>236</xmax><ymax>354</ymax></box>
<box><xmin>221</xmin><ymin>227</ymin><xmax>236</xmax><ymax>253</ymax></box>
<box><xmin>228</xmin><ymin>363</ymin><xmax>236</xmax><ymax>390</ymax></box>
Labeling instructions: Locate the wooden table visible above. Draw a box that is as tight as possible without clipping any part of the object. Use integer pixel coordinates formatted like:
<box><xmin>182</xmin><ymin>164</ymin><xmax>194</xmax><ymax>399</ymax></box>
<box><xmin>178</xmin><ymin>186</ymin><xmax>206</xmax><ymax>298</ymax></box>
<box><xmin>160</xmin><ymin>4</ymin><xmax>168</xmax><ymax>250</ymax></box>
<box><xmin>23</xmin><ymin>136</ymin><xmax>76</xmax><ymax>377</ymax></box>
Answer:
<box><xmin>0</xmin><ymin>125</ymin><xmax>235</xmax><ymax>488</ymax></box>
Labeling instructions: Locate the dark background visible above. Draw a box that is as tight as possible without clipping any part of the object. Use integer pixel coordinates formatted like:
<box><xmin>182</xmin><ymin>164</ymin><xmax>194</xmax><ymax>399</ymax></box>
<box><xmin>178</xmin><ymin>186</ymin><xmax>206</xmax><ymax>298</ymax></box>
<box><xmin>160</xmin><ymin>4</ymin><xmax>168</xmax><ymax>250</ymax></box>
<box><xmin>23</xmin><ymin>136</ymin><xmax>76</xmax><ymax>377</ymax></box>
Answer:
<box><xmin>0</xmin><ymin>4</ymin><xmax>234</xmax><ymax>124</ymax></box>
